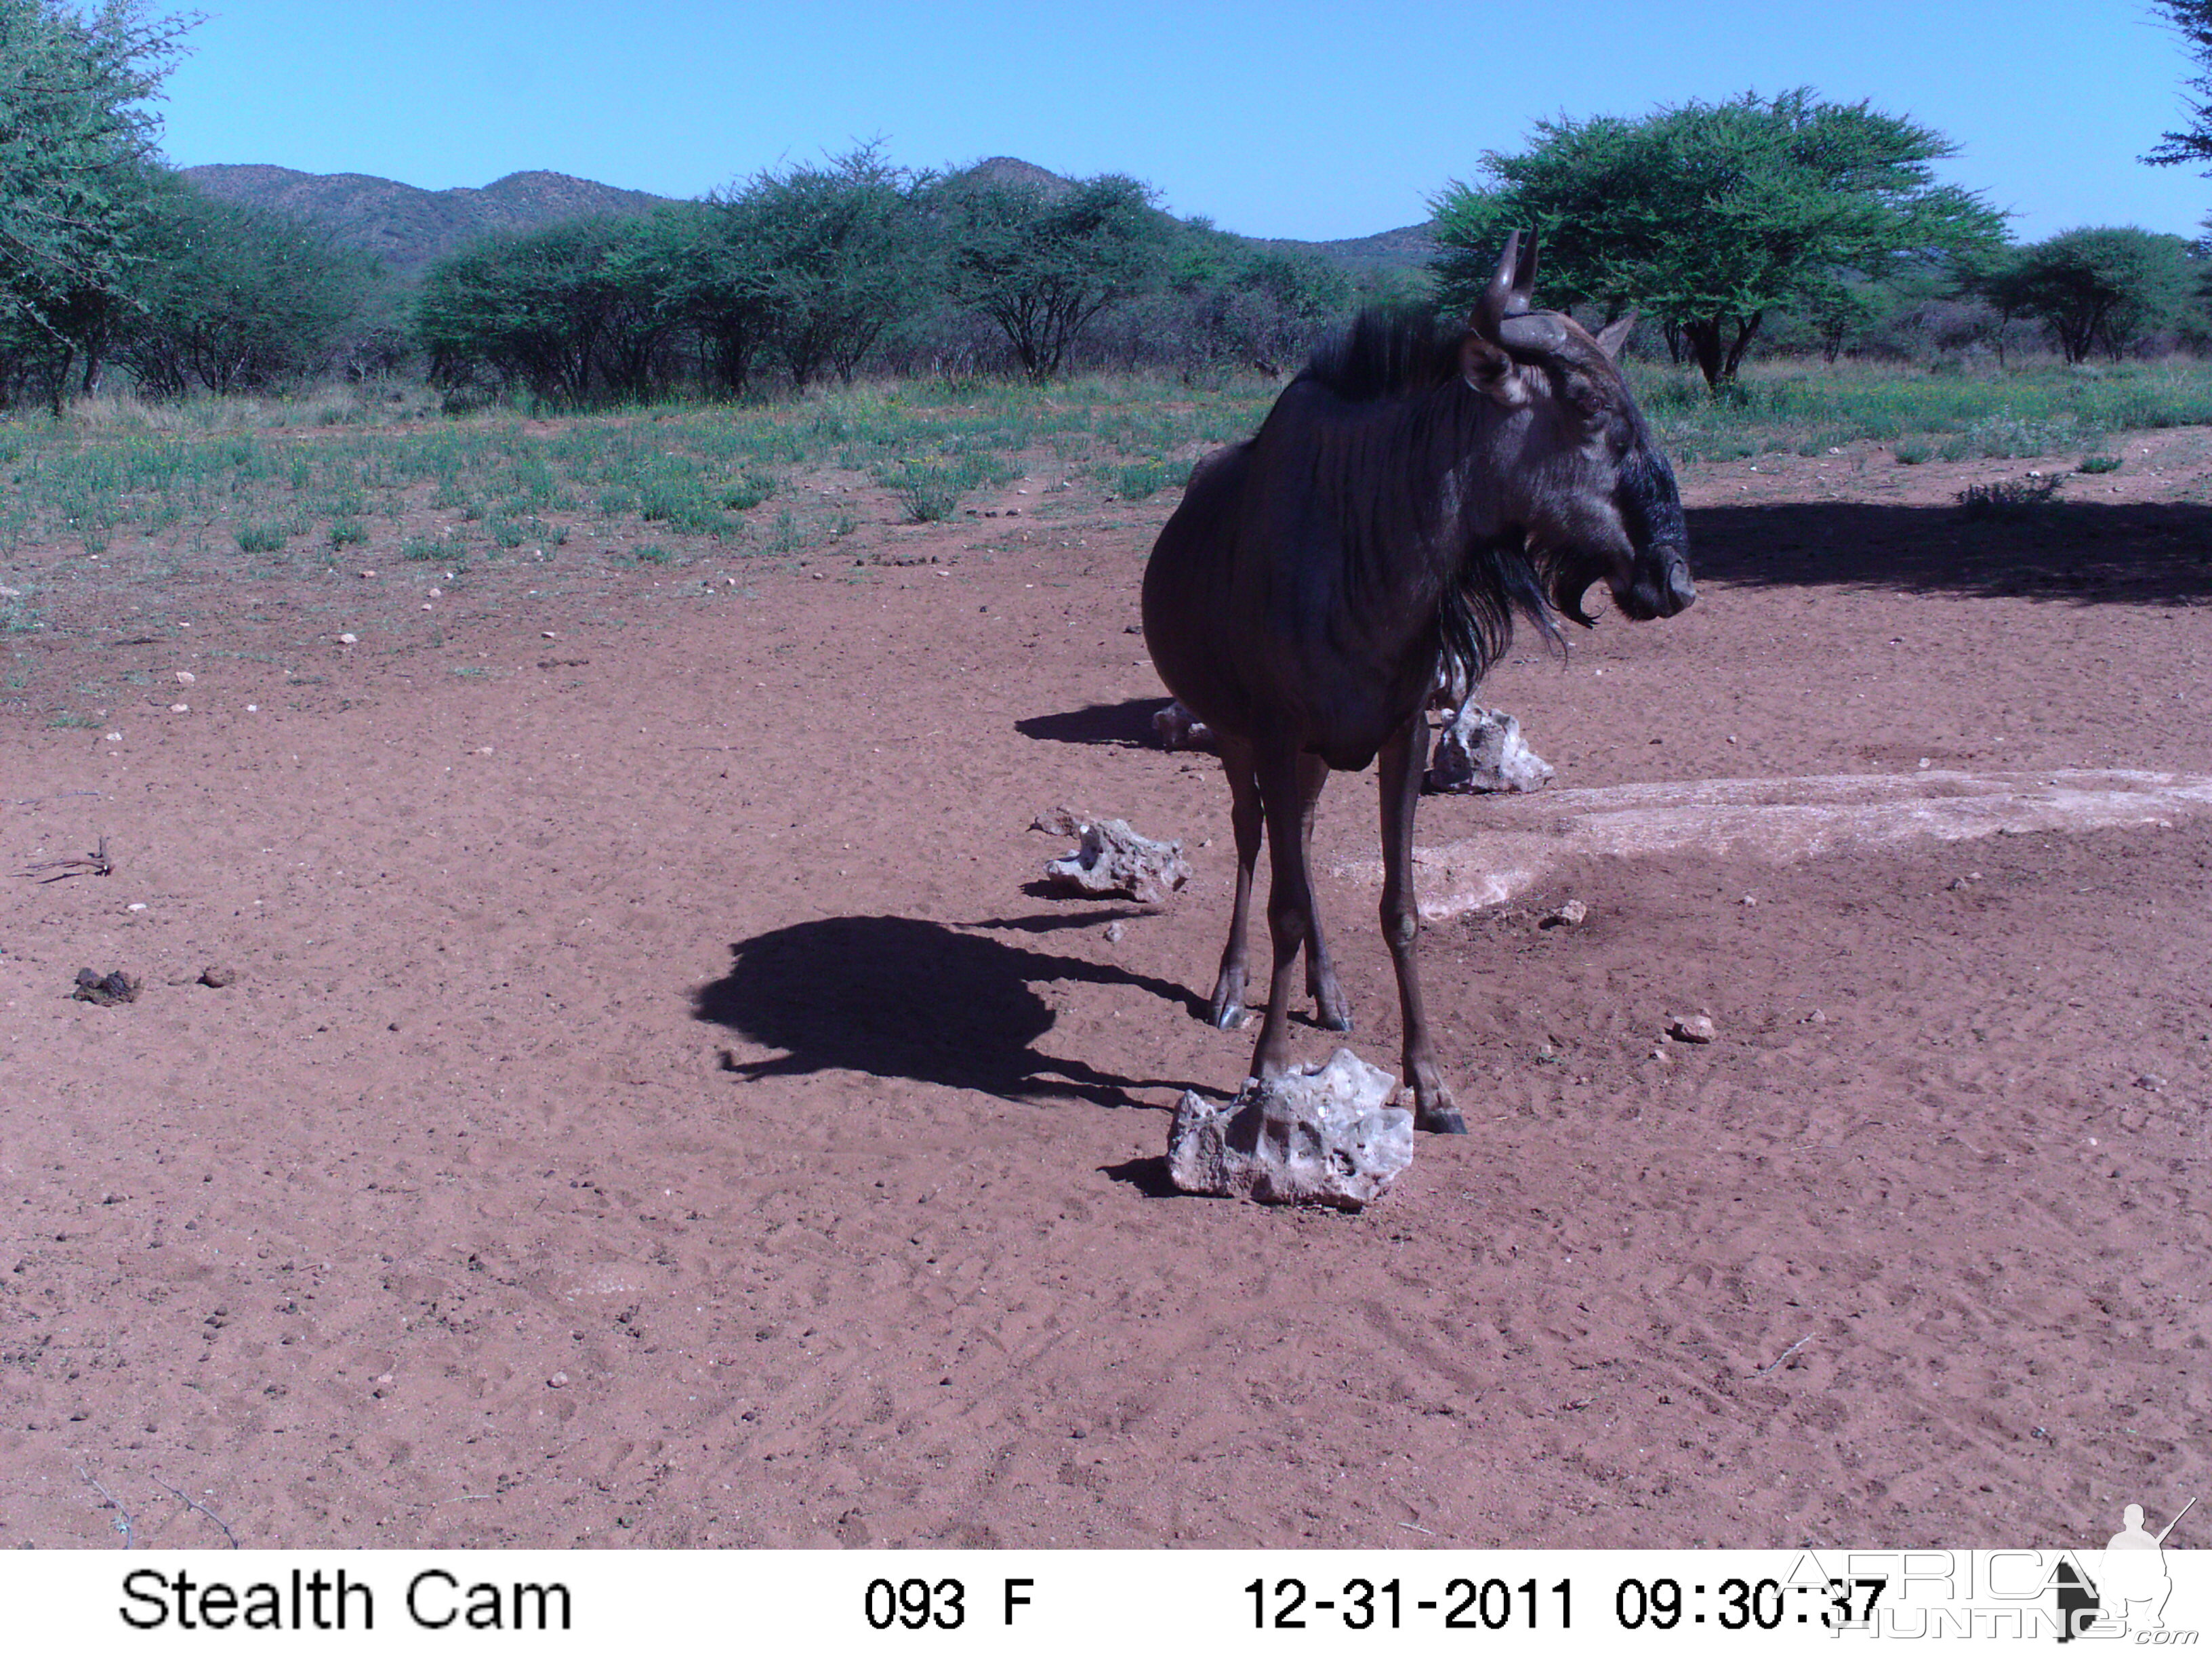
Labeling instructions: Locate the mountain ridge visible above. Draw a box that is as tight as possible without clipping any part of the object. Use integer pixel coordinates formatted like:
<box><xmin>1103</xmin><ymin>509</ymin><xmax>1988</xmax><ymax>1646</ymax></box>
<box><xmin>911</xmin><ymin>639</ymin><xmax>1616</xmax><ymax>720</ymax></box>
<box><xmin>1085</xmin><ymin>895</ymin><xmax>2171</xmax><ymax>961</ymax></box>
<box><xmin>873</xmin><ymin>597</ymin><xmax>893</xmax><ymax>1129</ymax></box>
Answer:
<box><xmin>183</xmin><ymin>159</ymin><xmax>1433</xmax><ymax>276</ymax></box>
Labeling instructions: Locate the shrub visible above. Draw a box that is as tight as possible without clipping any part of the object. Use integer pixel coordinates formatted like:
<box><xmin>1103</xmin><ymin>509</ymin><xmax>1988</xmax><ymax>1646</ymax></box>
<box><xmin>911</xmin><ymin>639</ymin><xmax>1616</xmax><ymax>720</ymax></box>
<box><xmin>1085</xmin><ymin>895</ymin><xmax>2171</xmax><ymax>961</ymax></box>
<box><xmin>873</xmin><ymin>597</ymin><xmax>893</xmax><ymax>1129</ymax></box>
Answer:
<box><xmin>2077</xmin><ymin>454</ymin><xmax>2122</xmax><ymax>474</ymax></box>
<box><xmin>235</xmin><ymin>521</ymin><xmax>287</xmax><ymax>554</ymax></box>
<box><xmin>1959</xmin><ymin>474</ymin><xmax>2063</xmax><ymax>518</ymax></box>
<box><xmin>328</xmin><ymin>517</ymin><xmax>367</xmax><ymax>548</ymax></box>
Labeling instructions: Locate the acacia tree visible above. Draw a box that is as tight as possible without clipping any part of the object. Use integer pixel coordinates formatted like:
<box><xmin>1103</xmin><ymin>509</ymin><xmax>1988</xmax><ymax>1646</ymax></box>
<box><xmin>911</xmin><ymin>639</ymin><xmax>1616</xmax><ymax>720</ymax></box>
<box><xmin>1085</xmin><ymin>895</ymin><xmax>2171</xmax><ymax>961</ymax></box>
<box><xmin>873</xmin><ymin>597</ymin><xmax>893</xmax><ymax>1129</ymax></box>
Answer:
<box><xmin>417</xmin><ymin>216</ymin><xmax>682</xmax><ymax>403</ymax></box>
<box><xmin>0</xmin><ymin>0</ymin><xmax>192</xmax><ymax>409</ymax></box>
<box><xmin>1969</xmin><ymin>228</ymin><xmax>2198</xmax><ymax>363</ymax></box>
<box><xmin>117</xmin><ymin>176</ymin><xmax>375</xmax><ymax>394</ymax></box>
<box><xmin>1432</xmin><ymin>90</ymin><xmax>2005</xmax><ymax>387</ymax></box>
<box><xmin>735</xmin><ymin>147</ymin><xmax>931</xmax><ymax>388</ymax></box>
<box><xmin>942</xmin><ymin>173</ymin><xmax>1166</xmax><ymax>382</ymax></box>
<box><xmin>2146</xmin><ymin>0</ymin><xmax>2212</xmax><ymax>171</ymax></box>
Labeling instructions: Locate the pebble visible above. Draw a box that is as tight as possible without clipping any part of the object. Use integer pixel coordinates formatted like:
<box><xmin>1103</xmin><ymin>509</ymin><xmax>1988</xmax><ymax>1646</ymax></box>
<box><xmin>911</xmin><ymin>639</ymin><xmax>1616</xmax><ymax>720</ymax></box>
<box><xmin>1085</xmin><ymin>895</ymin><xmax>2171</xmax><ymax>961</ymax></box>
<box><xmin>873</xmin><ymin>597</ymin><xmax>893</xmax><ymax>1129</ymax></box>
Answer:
<box><xmin>337</xmin><ymin>633</ymin><xmax>357</xmax><ymax>645</ymax></box>
<box><xmin>547</xmin><ymin>1371</ymin><xmax>570</xmax><ymax>1389</ymax></box>
<box><xmin>1540</xmin><ymin>899</ymin><xmax>1588</xmax><ymax>928</ymax></box>
<box><xmin>199</xmin><ymin>965</ymin><xmax>237</xmax><ymax>989</ymax></box>
<box><xmin>1668</xmin><ymin>1014</ymin><xmax>1717</xmax><ymax>1044</ymax></box>
<box><xmin>173</xmin><ymin>670</ymin><xmax>194</xmax><ymax>685</ymax></box>
<box><xmin>1103</xmin><ymin>921</ymin><xmax>1124</xmax><ymax>943</ymax></box>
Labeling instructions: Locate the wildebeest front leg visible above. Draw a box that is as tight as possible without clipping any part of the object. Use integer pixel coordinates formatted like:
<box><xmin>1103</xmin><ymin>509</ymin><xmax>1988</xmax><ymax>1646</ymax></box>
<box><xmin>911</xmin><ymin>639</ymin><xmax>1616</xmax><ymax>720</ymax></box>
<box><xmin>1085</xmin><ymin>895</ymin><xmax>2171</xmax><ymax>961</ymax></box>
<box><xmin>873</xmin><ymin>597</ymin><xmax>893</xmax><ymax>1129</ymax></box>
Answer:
<box><xmin>1247</xmin><ymin>745</ymin><xmax>1317</xmax><ymax>1082</ymax></box>
<box><xmin>1295</xmin><ymin>750</ymin><xmax>1352</xmax><ymax>1031</ymax></box>
<box><xmin>1377</xmin><ymin>716</ymin><xmax>1466</xmax><ymax>1133</ymax></box>
<box><xmin>1207</xmin><ymin>734</ymin><xmax>1263</xmax><ymax>1029</ymax></box>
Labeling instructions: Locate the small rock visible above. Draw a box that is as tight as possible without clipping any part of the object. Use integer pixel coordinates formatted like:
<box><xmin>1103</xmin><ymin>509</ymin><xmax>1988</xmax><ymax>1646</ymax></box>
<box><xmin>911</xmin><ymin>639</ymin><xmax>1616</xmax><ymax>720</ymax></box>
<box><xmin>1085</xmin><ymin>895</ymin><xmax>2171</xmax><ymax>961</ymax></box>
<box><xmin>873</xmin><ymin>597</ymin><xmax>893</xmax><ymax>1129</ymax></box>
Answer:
<box><xmin>1426</xmin><ymin>705</ymin><xmax>1554</xmax><ymax>794</ymax></box>
<box><xmin>1668</xmin><ymin>1014</ymin><xmax>1717</xmax><ymax>1044</ymax></box>
<box><xmin>1806</xmin><ymin>1008</ymin><xmax>1828</xmax><ymax>1025</ymax></box>
<box><xmin>1152</xmin><ymin>699</ymin><xmax>1214</xmax><ymax>752</ymax></box>
<box><xmin>1042</xmin><ymin>816</ymin><xmax>1191</xmax><ymax>905</ymax></box>
<box><xmin>547</xmin><ymin>1371</ymin><xmax>569</xmax><ymax>1389</ymax></box>
<box><xmin>1103</xmin><ymin>921</ymin><xmax>1125</xmax><ymax>943</ymax></box>
<box><xmin>1168</xmin><ymin>1049</ymin><xmax>1414</xmax><ymax>1210</ymax></box>
<box><xmin>1741</xmin><ymin>895</ymin><xmax>1758</xmax><ymax>907</ymax></box>
<box><xmin>1539</xmin><ymin>899</ymin><xmax>1588</xmax><ymax>929</ymax></box>
<box><xmin>1030</xmin><ymin>806</ymin><xmax>1082</xmax><ymax>838</ymax></box>
<box><xmin>2135</xmin><ymin>1074</ymin><xmax>2167</xmax><ymax>1092</ymax></box>
<box><xmin>337</xmin><ymin>633</ymin><xmax>357</xmax><ymax>645</ymax></box>
<box><xmin>173</xmin><ymin>670</ymin><xmax>194</xmax><ymax>685</ymax></box>
<box><xmin>169</xmin><ymin>702</ymin><xmax>188</xmax><ymax>713</ymax></box>
<box><xmin>199</xmin><ymin>965</ymin><xmax>237</xmax><ymax>989</ymax></box>
<box><xmin>72</xmin><ymin>968</ymin><xmax>139</xmax><ymax>1006</ymax></box>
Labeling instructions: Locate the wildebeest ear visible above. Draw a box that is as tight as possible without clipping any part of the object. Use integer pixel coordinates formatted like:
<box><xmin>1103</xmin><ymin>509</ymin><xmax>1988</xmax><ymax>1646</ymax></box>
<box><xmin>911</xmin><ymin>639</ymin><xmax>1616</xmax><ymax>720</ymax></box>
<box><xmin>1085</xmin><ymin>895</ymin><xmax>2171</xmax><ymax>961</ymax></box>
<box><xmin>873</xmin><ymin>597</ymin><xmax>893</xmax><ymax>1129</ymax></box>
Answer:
<box><xmin>1459</xmin><ymin>332</ymin><xmax>1528</xmax><ymax>405</ymax></box>
<box><xmin>1593</xmin><ymin>312</ymin><xmax>1638</xmax><ymax>363</ymax></box>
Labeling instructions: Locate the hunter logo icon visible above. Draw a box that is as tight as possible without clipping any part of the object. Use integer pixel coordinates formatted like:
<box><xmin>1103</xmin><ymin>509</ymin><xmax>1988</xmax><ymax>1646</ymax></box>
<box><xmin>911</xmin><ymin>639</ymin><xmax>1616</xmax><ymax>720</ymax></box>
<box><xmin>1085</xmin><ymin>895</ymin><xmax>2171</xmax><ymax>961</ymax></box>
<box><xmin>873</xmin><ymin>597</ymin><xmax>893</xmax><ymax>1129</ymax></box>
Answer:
<box><xmin>2057</xmin><ymin>1495</ymin><xmax>2197</xmax><ymax>1641</ymax></box>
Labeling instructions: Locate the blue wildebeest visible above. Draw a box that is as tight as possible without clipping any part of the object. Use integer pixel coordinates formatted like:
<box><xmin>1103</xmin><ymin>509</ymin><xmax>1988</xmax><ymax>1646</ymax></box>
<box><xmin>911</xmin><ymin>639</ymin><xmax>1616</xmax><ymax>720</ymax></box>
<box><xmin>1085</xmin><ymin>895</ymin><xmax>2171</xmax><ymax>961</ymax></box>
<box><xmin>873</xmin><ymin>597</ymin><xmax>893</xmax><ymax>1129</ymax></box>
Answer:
<box><xmin>1141</xmin><ymin>233</ymin><xmax>1696</xmax><ymax>1133</ymax></box>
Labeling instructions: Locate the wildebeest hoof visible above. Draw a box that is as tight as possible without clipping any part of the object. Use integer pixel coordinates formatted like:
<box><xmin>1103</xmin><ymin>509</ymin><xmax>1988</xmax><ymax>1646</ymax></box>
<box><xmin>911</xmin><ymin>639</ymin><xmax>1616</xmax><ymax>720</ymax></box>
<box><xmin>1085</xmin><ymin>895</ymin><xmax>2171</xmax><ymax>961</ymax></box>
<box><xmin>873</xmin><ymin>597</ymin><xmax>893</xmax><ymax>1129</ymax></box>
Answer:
<box><xmin>1416</xmin><ymin>1106</ymin><xmax>1468</xmax><ymax>1134</ymax></box>
<box><xmin>1315</xmin><ymin>1003</ymin><xmax>1353</xmax><ymax>1032</ymax></box>
<box><xmin>1208</xmin><ymin>996</ymin><xmax>1246</xmax><ymax>1031</ymax></box>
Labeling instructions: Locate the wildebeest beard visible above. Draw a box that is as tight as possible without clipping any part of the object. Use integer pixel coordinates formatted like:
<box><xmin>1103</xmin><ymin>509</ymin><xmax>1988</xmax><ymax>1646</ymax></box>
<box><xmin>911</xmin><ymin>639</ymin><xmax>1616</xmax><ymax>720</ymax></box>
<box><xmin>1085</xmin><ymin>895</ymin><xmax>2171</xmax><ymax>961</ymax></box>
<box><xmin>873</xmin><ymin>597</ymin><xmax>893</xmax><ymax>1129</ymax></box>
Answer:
<box><xmin>1435</xmin><ymin>526</ymin><xmax>1589</xmax><ymax>693</ymax></box>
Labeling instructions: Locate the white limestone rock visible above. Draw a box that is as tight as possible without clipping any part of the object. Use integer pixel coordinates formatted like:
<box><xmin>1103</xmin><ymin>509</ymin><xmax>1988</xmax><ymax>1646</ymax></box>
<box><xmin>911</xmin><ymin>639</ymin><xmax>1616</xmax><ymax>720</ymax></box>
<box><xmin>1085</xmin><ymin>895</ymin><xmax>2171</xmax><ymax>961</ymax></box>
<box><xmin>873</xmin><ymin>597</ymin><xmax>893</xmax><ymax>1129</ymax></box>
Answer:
<box><xmin>1168</xmin><ymin>1049</ymin><xmax>1414</xmax><ymax>1210</ymax></box>
<box><xmin>1042</xmin><ymin>815</ymin><xmax>1191</xmax><ymax>904</ymax></box>
<box><xmin>1426</xmin><ymin>705</ymin><xmax>1555</xmax><ymax>794</ymax></box>
<box><xmin>1153</xmin><ymin>699</ymin><xmax>1214</xmax><ymax>752</ymax></box>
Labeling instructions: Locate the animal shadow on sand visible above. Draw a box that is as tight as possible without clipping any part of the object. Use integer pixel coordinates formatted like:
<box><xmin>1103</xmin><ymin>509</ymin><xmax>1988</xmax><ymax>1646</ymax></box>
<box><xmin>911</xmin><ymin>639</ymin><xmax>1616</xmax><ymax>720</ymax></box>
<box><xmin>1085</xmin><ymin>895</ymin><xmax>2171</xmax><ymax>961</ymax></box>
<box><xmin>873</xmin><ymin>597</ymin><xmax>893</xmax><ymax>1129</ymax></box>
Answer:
<box><xmin>1013</xmin><ymin>697</ymin><xmax>1174</xmax><ymax>747</ymax></box>
<box><xmin>1689</xmin><ymin>500</ymin><xmax>2212</xmax><ymax>607</ymax></box>
<box><xmin>693</xmin><ymin>913</ymin><xmax>1208</xmax><ymax>1111</ymax></box>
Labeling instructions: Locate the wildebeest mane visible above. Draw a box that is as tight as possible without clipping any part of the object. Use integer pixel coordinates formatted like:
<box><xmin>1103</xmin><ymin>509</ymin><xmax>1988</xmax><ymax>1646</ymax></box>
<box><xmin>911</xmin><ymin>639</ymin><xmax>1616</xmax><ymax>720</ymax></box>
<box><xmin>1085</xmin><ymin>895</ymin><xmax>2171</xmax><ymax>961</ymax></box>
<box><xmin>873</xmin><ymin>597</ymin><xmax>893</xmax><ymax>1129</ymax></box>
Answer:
<box><xmin>1299</xmin><ymin>308</ymin><xmax>1460</xmax><ymax>403</ymax></box>
<box><xmin>1302</xmin><ymin>307</ymin><xmax>1592</xmax><ymax>697</ymax></box>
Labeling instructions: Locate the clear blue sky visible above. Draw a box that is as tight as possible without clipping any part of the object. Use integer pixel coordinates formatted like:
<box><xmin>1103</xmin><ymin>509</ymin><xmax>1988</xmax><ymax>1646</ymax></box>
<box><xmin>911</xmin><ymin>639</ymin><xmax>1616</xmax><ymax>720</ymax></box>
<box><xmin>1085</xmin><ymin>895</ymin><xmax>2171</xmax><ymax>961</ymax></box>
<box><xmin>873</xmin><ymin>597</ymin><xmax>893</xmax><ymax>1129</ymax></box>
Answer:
<box><xmin>155</xmin><ymin>0</ymin><xmax>2209</xmax><ymax>245</ymax></box>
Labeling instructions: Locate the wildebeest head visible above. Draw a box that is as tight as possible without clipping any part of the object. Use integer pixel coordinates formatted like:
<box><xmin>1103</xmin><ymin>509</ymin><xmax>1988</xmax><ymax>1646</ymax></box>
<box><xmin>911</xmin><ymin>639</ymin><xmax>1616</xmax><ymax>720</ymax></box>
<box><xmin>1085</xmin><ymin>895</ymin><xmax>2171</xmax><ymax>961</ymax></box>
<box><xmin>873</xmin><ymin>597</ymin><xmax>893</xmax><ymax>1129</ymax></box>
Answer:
<box><xmin>1458</xmin><ymin>232</ymin><xmax>1697</xmax><ymax>626</ymax></box>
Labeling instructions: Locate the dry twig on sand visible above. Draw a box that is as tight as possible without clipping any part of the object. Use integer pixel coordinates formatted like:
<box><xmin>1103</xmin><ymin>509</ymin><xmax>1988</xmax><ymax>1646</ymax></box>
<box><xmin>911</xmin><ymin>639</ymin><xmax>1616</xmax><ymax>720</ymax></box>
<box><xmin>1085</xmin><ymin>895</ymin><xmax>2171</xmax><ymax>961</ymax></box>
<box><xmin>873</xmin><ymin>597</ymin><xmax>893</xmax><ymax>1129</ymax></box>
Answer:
<box><xmin>150</xmin><ymin>1476</ymin><xmax>241</xmax><ymax>1549</ymax></box>
<box><xmin>77</xmin><ymin>1465</ymin><xmax>134</xmax><ymax>1549</ymax></box>
<box><xmin>16</xmin><ymin>834</ymin><xmax>112</xmax><ymax>882</ymax></box>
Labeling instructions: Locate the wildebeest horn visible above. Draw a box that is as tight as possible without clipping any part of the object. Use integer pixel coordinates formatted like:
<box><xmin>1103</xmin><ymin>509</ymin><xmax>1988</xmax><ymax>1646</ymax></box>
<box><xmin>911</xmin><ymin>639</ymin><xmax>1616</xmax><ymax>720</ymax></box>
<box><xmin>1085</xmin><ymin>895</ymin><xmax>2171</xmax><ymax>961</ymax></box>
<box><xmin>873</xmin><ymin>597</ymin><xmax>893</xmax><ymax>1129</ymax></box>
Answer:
<box><xmin>1473</xmin><ymin>231</ymin><xmax>1551</xmax><ymax>350</ymax></box>
<box><xmin>1471</xmin><ymin>231</ymin><xmax>1521</xmax><ymax>342</ymax></box>
<box><xmin>1509</xmin><ymin>228</ymin><xmax>1539</xmax><ymax>310</ymax></box>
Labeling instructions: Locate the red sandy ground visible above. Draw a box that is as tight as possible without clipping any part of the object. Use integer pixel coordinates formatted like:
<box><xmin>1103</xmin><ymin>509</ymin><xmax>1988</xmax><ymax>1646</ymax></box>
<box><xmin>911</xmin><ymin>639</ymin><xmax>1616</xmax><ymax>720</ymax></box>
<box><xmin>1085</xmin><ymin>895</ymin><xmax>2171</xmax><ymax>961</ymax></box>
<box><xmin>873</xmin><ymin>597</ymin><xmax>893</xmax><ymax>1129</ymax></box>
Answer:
<box><xmin>2</xmin><ymin>422</ymin><xmax>2208</xmax><ymax>1550</ymax></box>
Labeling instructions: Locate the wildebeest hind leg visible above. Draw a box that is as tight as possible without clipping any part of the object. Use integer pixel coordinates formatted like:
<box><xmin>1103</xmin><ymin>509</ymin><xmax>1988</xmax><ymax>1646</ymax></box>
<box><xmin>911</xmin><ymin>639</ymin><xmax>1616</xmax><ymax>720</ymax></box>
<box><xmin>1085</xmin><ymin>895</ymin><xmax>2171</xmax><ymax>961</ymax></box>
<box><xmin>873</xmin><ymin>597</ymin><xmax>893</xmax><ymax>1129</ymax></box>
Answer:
<box><xmin>1295</xmin><ymin>750</ymin><xmax>1352</xmax><ymax>1030</ymax></box>
<box><xmin>1206</xmin><ymin>734</ymin><xmax>1263</xmax><ymax>1029</ymax></box>
<box><xmin>1247</xmin><ymin>745</ymin><xmax>1315</xmax><ymax>1082</ymax></box>
<box><xmin>1378</xmin><ymin>716</ymin><xmax>1465</xmax><ymax>1133</ymax></box>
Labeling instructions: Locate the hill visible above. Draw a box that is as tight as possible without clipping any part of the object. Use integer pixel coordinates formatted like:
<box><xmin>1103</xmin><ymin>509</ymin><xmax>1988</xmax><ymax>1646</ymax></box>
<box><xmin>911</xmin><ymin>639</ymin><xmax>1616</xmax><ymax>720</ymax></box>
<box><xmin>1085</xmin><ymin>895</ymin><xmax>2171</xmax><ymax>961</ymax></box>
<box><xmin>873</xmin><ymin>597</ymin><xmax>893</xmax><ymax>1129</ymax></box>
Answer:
<box><xmin>183</xmin><ymin>159</ymin><xmax>1435</xmax><ymax>278</ymax></box>
<box><xmin>182</xmin><ymin>165</ymin><xmax>676</xmax><ymax>272</ymax></box>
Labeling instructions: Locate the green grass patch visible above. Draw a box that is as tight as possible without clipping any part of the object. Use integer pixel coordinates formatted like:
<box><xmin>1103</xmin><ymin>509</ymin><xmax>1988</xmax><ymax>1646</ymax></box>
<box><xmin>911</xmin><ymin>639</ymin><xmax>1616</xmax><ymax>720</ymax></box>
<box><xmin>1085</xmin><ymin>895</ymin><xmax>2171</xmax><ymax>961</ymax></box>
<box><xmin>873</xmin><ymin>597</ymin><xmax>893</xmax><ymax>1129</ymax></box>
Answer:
<box><xmin>2078</xmin><ymin>454</ymin><xmax>2123</xmax><ymax>474</ymax></box>
<box><xmin>1102</xmin><ymin>459</ymin><xmax>1189</xmax><ymax>500</ymax></box>
<box><xmin>235</xmin><ymin>521</ymin><xmax>288</xmax><ymax>554</ymax></box>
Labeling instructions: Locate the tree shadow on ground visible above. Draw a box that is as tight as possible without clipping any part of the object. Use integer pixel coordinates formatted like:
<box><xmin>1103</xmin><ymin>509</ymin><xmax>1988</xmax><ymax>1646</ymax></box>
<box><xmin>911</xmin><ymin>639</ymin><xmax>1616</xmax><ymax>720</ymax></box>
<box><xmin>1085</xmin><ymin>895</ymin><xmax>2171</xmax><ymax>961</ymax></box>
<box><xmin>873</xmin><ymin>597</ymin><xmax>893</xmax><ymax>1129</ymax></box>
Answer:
<box><xmin>693</xmin><ymin>913</ymin><xmax>1207</xmax><ymax>1111</ymax></box>
<box><xmin>1014</xmin><ymin>697</ymin><xmax>1174</xmax><ymax>747</ymax></box>
<box><xmin>1686</xmin><ymin>500</ymin><xmax>2212</xmax><ymax>607</ymax></box>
